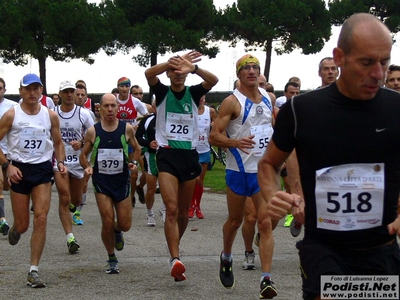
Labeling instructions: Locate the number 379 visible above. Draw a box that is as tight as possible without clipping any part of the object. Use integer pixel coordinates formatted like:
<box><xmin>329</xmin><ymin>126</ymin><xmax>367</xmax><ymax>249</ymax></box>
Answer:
<box><xmin>101</xmin><ymin>160</ymin><xmax>119</xmax><ymax>168</ymax></box>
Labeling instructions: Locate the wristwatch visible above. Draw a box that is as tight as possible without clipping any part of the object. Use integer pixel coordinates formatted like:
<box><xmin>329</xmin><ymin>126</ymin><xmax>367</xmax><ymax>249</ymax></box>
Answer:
<box><xmin>191</xmin><ymin>64</ymin><xmax>199</xmax><ymax>74</ymax></box>
<box><xmin>131</xmin><ymin>160</ymin><xmax>138</xmax><ymax>166</ymax></box>
<box><xmin>2</xmin><ymin>161</ymin><xmax>10</xmax><ymax>171</ymax></box>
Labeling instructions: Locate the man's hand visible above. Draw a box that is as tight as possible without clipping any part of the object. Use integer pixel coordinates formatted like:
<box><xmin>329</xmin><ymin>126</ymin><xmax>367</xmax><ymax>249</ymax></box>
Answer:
<box><xmin>168</xmin><ymin>56</ymin><xmax>194</xmax><ymax>75</ymax></box>
<box><xmin>70</xmin><ymin>140</ymin><xmax>82</xmax><ymax>151</ymax></box>
<box><xmin>57</xmin><ymin>163</ymin><xmax>68</xmax><ymax>177</ymax></box>
<box><xmin>237</xmin><ymin>135</ymin><xmax>256</xmax><ymax>155</ymax></box>
<box><xmin>181</xmin><ymin>50</ymin><xmax>202</xmax><ymax>64</ymax></box>
<box><xmin>149</xmin><ymin>140</ymin><xmax>158</xmax><ymax>150</ymax></box>
<box><xmin>84</xmin><ymin>166</ymin><xmax>93</xmax><ymax>177</ymax></box>
<box><xmin>267</xmin><ymin>191</ymin><xmax>302</xmax><ymax>221</ymax></box>
<box><xmin>6</xmin><ymin>164</ymin><xmax>23</xmax><ymax>185</ymax></box>
<box><xmin>291</xmin><ymin>195</ymin><xmax>305</xmax><ymax>225</ymax></box>
<box><xmin>128</xmin><ymin>163</ymin><xmax>138</xmax><ymax>171</ymax></box>
<box><xmin>387</xmin><ymin>215</ymin><xmax>400</xmax><ymax>237</ymax></box>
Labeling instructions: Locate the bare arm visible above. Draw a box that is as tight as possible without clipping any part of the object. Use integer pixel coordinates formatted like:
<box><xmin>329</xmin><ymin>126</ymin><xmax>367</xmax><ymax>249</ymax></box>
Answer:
<box><xmin>144</xmin><ymin>50</ymin><xmax>201</xmax><ymax>86</ymax></box>
<box><xmin>210</xmin><ymin>107</ymin><xmax>217</xmax><ymax>125</ymax></box>
<box><xmin>145</xmin><ymin>50</ymin><xmax>218</xmax><ymax>90</ymax></box>
<box><xmin>258</xmin><ymin>140</ymin><xmax>302</xmax><ymax>220</ymax></box>
<box><xmin>283</xmin><ymin>149</ymin><xmax>305</xmax><ymax>224</ymax></box>
<box><xmin>145</xmin><ymin>62</ymin><xmax>169</xmax><ymax>87</ymax></box>
<box><xmin>79</xmin><ymin>125</ymin><xmax>95</xmax><ymax>175</ymax></box>
<box><xmin>168</xmin><ymin>56</ymin><xmax>218</xmax><ymax>90</ymax></box>
<box><xmin>209</xmin><ymin>95</ymin><xmax>255</xmax><ymax>154</ymax></box>
<box><xmin>0</xmin><ymin>108</ymin><xmax>14</xmax><ymax>164</ymax></box>
<box><xmin>126</xmin><ymin>124</ymin><xmax>141</xmax><ymax>170</ymax></box>
<box><xmin>50</xmin><ymin>110</ymin><xmax>67</xmax><ymax>175</ymax></box>
<box><xmin>0</xmin><ymin>108</ymin><xmax>23</xmax><ymax>184</ymax></box>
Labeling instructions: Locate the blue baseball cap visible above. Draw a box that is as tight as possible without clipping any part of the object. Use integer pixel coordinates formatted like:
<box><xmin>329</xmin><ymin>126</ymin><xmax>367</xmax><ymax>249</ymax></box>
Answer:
<box><xmin>20</xmin><ymin>74</ymin><xmax>43</xmax><ymax>87</ymax></box>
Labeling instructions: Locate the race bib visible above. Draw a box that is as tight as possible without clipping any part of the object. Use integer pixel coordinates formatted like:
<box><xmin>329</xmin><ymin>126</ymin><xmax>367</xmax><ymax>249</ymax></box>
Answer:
<box><xmin>166</xmin><ymin>112</ymin><xmax>193</xmax><ymax>142</ymax></box>
<box><xmin>19</xmin><ymin>128</ymin><xmax>46</xmax><ymax>156</ymax></box>
<box><xmin>250</xmin><ymin>124</ymin><xmax>273</xmax><ymax>157</ymax></box>
<box><xmin>65</xmin><ymin>144</ymin><xmax>79</xmax><ymax>165</ymax></box>
<box><xmin>97</xmin><ymin>148</ymin><xmax>124</xmax><ymax>174</ymax></box>
<box><xmin>315</xmin><ymin>163</ymin><xmax>384</xmax><ymax>231</ymax></box>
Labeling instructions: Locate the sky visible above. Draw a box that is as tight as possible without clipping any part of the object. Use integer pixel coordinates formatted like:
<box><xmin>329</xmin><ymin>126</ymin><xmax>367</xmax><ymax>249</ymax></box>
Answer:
<box><xmin>1</xmin><ymin>0</ymin><xmax>400</xmax><ymax>95</ymax></box>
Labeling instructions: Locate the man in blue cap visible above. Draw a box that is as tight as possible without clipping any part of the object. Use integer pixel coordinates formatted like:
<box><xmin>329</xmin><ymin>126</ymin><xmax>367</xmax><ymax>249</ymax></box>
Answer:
<box><xmin>0</xmin><ymin>73</ymin><xmax>67</xmax><ymax>288</ymax></box>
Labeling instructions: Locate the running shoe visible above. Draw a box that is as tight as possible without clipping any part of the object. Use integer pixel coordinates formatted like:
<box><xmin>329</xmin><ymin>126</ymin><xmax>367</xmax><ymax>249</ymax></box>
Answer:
<box><xmin>284</xmin><ymin>214</ymin><xmax>293</xmax><ymax>227</ymax></box>
<box><xmin>219</xmin><ymin>253</ymin><xmax>234</xmax><ymax>288</ymax></box>
<box><xmin>195</xmin><ymin>208</ymin><xmax>204</xmax><ymax>219</ymax></box>
<box><xmin>260</xmin><ymin>276</ymin><xmax>278</xmax><ymax>299</ymax></box>
<box><xmin>0</xmin><ymin>219</ymin><xmax>10</xmax><ymax>236</ymax></box>
<box><xmin>188</xmin><ymin>206</ymin><xmax>195</xmax><ymax>218</ymax></box>
<box><xmin>67</xmin><ymin>237</ymin><xmax>80</xmax><ymax>254</ymax></box>
<box><xmin>115</xmin><ymin>231</ymin><xmax>124</xmax><ymax>251</ymax></box>
<box><xmin>136</xmin><ymin>186</ymin><xmax>145</xmax><ymax>204</ymax></box>
<box><xmin>170</xmin><ymin>259</ymin><xmax>186</xmax><ymax>281</ymax></box>
<box><xmin>147</xmin><ymin>216</ymin><xmax>156</xmax><ymax>227</ymax></box>
<box><xmin>254</xmin><ymin>232</ymin><xmax>260</xmax><ymax>247</ymax></box>
<box><xmin>27</xmin><ymin>271</ymin><xmax>46</xmax><ymax>288</ymax></box>
<box><xmin>290</xmin><ymin>219</ymin><xmax>302</xmax><ymax>237</ymax></box>
<box><xmin>159</xmin><ymin>204</ymin><xmax>166</xmax><ymax>223</ymax></box>
<box><xmin>106</xmin><ymin>259</ymin><xmax>119</xmax><ymax>274</ymax></box>
<box><xmin>69</xmin><ymin>203</ymin><xmax>76</xmax><ymax>213</ymax></box>
<box><xmin>155</xmin><ymin>187</ymin><xmax>160</xmax><ymax>194</ymax></box>
<box><xmin>72</xmin><ymin>211</ymin><xmax>84</xmax><ymax>225</ymax></box>
<box><xmin>8</xmin><ymin>225</ymin><xmax>20</xmax><ymax>246</ymax></box>
<box><xmin>242</xmin><ymin>251</ymin><xmax>256</xmax><ymax>270</ymax></box>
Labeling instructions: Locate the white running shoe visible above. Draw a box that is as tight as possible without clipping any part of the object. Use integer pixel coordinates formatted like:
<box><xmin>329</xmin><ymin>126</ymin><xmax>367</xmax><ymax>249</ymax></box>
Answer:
<box><xmin>158</xmin><ymin>204</ymin><xmax>166</xmax><ymax>223</ymax></box>
<box><xmin>242</xmin><ymin>251</ymin><xmax>256</xmax><ymax>270</ymax></box>
<box><xmin>147</xmin><ymin>216</ymin><xmax>156</xmax><ymax>227</ymax></box>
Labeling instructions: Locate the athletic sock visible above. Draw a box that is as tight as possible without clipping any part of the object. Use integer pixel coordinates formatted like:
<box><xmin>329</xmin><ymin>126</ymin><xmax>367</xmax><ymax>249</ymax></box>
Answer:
<box><xmin>261</xmin><ymin>272</ymin><xmax>272</xmax><ymax>283</ymax></box>
<box><xmin>222</xmin><ymin>252</ymin><xmax>232</xmax><ymax>262</ymax></box>
<box><xmin>77</xmin><ymin>193</ymin><xmax>87</xmax><ymax>212</ymax></box>
<box><xmin>195</xmin><ymin>183</ymin><xmax>204</xmax><ymax>208</ymax></box>
<box><xmin>30</xmin><ymin>265</ymin><xmax>39</xmax><ymax>273</ymax></box>
<box><xmin>66</xmin><ymin>233</ymin><xmax>74</xmax><ymax>241</ymax></box>
<box><xmin>108</xmin><ymin>253</ymin><xmax>117</xmax><ymax>261</ymax></box>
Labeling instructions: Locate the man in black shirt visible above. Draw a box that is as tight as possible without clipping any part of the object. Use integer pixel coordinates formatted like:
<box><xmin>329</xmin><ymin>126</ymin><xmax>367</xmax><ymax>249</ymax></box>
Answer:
<box><xmin>258</xmin><ymin>13</ymin><xmax>400</xmax><ymax>300</ymax></box>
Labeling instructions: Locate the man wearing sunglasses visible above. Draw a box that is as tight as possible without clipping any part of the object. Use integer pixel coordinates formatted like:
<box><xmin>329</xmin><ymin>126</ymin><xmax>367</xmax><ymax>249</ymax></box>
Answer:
<box><xmin>209</xmin><ymin>54</ymin><xmax>277</xmax><ymax>299</ymax></box>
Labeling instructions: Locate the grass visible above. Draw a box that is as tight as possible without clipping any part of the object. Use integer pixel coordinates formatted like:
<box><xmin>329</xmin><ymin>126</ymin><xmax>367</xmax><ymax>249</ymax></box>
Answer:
<box><xmin>204</xmin><ymin>161</ymin><xmax>226</xmax><ymax>193</ymax></box>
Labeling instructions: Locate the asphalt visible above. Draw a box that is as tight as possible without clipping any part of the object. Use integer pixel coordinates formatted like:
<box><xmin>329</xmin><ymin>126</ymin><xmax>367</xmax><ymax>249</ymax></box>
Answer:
<box><xmin>0</xmin><ymin>180</ymin><xmax>303</xmax><ymax>299</ymax></box>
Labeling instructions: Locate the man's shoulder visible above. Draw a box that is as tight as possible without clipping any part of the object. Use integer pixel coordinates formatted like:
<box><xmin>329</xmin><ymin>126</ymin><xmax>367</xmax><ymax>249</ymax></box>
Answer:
<box><xmin>223</xmin><ymin>92</ymin><xmax>239</xmax><ymax>103</ymax></box>
<box><xmin>3</xmin><ymin>98</ymin><xmax>18</xmax><ymax>107</ymax></box>
<box><xmin>295</xmin><ymin>86</ymin><xmax>332</xmax><ymax>102</ymax></box>
<box><xmin>79</xmin><ymin>106</ymin><xmax>93</xmax><ymax>116</ymax></box>
<box><xmin>380</xmin><ymin>86</ymin><xmax>400</xmax><ymax>99</ymax></box>
<box><xmin>130</xmin><ymin>95</ymin><xmax>143</xmax><ymax>105</ymax></box>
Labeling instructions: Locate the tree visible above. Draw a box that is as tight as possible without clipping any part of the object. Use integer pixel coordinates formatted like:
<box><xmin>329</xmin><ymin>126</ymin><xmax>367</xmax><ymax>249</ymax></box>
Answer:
<box><xmin>113</xmin><ymin>0</ymin><xmax>219</xmax><ymax>67</ymax></box>
<box><xmin>0</xmin><ymin>0</ymin><xmax>116</xmax><ymax>94</ymax></box>
<box><xmin>328</xmin><ymin>0</ymin><xmax>400</xmax><ymax>39</ymax></box>
<box><xmin>215</xmin><ymin>0</ymin><xmax>332</xmax><ymax>81</ymax></box>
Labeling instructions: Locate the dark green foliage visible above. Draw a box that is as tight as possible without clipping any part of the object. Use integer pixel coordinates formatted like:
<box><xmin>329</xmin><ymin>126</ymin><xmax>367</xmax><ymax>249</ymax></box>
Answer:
<box><xmin>114</xmin><ymin>0</ymin><xmax>219</xmax><ymax>66</ymax></box>
<box><xmin>0</xmin><ymin>0</ymin><xmax>119</xmax><ymax>93</ymax></box>
<box><xmin>214</xmin><ymin>0</ymin><xmax>331</xmax><ymax>80</ymax></box>
<box><xmin>329</xmin><ymin>0</ymin><xmax>400</xmax><ymax>35</ymax></box>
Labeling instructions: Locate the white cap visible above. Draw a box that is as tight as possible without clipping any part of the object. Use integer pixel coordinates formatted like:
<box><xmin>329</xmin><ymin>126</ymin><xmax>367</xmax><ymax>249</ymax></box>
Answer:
<box><xmin>59</xmin><ymin>80</ymin><xmax>76</xmax><ymax>91</ymax></box>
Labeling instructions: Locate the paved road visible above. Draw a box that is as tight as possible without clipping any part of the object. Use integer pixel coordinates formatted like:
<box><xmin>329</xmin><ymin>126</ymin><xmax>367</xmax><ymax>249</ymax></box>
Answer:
<box><xmin>0</xmin><ymin>182</ymin><xmax>303</xmax><ymax>299</ymax></box>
